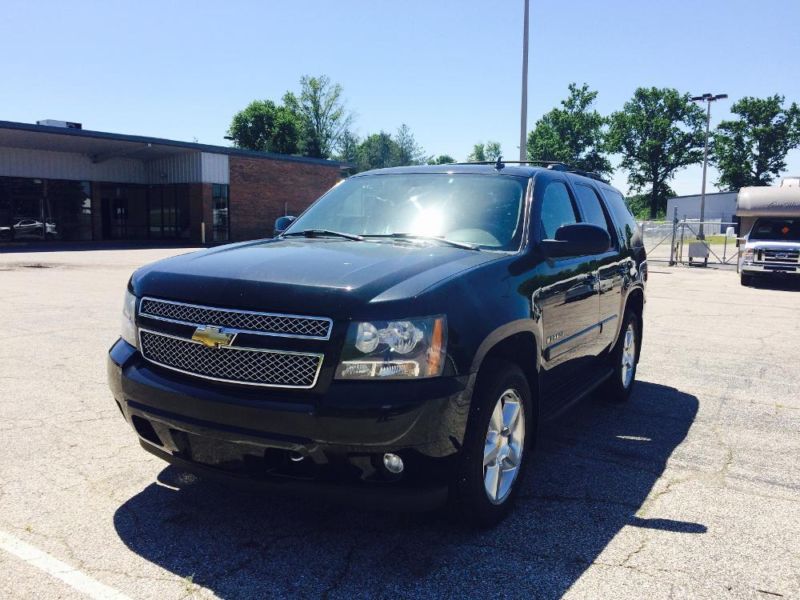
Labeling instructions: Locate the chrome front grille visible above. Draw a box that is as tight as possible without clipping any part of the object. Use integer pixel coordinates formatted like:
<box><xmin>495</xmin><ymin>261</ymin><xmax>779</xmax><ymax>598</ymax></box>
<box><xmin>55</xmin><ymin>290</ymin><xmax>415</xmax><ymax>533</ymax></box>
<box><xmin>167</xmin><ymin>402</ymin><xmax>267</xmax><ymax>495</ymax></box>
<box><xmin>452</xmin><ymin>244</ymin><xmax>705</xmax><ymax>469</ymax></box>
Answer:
<box><xmin>139</xmin><ymin>329</ymin><xmax>323</xmax><ymax>388</ymax></box>
<box><xmin>139</xmin><ymin>297</ymin><xmax>332</xmax><ymax>339</ymax></box>
<box><xmin>760</xmin><ymin>249</ymin><xmax>800</xmax><ymax>264</ymax></box>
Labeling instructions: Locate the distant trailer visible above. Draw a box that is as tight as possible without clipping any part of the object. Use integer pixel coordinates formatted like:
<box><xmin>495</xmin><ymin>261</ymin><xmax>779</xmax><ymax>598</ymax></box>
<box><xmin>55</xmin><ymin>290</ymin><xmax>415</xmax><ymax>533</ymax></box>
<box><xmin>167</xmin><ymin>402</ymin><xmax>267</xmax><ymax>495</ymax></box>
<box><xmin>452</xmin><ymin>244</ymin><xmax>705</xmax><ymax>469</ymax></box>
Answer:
<box><xmin>737</xmin><ymin>179</ymin><xmax>800</xmax><ymax>236</ymax></box>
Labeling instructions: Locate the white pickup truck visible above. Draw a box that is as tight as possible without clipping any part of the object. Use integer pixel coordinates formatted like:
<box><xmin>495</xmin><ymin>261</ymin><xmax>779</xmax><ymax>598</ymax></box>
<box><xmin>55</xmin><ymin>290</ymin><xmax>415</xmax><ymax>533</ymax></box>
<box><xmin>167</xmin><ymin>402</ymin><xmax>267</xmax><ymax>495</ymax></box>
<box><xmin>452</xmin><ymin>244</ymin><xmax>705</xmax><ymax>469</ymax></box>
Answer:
<box><xmin>738</xmin><ymin>181</ymin><xmax>800</xmax><ymax>286</ymax></box>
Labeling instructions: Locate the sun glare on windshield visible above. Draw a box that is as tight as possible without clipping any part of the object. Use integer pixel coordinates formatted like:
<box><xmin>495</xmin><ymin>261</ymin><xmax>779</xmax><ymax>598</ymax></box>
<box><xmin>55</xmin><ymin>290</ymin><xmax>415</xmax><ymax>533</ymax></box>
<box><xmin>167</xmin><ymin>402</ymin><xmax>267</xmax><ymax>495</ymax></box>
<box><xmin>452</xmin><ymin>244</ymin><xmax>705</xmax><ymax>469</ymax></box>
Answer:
<box><xmin>287</xmin><ymin>173</ymin><xmax>526</xmax><ymax>251</ymax></box>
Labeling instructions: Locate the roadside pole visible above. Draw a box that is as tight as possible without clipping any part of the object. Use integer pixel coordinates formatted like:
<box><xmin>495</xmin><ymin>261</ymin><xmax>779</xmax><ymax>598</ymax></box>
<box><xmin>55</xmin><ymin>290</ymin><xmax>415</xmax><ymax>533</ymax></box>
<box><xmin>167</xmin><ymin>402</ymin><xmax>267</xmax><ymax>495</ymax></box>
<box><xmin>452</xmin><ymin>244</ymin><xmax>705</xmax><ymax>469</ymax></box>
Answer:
<box><xmin>669</xmin><ymin>207</ymin><xmax>678</xmax><ymax>266</ymax></box>
<box><xmin>690</xmin><ymin>93</ymin><xmax>728</xmax><ymax>240</ymax></box>
<box><xmin>519</xmin><ymin>0</ymin><xmax>529</xmax><ymax>162</ymax></box>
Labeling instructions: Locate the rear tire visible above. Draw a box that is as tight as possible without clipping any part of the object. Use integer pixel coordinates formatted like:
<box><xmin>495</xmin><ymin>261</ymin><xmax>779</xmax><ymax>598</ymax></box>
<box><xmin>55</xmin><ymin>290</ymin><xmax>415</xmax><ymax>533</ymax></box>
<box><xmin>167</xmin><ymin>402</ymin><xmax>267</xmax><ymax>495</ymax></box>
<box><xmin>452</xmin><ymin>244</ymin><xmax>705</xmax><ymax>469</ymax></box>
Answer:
<box><xmin>452</xmin><ymin>359</ymin><xmax>534</xmax><ymax>527</ymax></box>
<box><xmin>601</xmin><ymin>309</ymin><xmax>640</xmax><ymax>403</ymax></box>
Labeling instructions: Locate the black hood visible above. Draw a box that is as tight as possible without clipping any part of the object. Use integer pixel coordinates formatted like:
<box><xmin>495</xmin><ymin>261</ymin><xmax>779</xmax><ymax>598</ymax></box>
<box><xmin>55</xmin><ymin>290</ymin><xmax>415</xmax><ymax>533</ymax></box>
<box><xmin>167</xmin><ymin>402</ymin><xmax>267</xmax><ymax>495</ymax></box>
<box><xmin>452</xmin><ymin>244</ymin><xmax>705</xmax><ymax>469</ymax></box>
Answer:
<box><xmin>131</xmin><ymin>238</ymin><xmax>501</xmax><ymax>318</ymax></box>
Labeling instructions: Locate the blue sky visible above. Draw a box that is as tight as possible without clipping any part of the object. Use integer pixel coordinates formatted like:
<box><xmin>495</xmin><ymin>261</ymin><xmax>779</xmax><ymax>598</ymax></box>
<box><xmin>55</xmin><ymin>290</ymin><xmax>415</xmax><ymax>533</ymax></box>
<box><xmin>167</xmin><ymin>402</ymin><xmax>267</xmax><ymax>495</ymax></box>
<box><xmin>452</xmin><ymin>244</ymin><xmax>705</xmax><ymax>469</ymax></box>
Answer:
<box><xmin>1</xmin><ymin>0</ymin><xmax>799</xmax><ymax>195</ymax></box>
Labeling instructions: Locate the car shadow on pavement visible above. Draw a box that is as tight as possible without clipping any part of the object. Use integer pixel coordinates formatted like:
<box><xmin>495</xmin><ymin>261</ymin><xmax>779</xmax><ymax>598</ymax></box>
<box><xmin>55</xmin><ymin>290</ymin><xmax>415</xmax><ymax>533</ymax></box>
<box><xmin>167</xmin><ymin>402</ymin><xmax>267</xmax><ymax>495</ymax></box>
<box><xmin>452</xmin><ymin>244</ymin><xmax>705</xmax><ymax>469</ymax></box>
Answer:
<box><xmin>113</xmin><ymin>381</ymin><xmax>701</xmax><ymax>599</ymax></box>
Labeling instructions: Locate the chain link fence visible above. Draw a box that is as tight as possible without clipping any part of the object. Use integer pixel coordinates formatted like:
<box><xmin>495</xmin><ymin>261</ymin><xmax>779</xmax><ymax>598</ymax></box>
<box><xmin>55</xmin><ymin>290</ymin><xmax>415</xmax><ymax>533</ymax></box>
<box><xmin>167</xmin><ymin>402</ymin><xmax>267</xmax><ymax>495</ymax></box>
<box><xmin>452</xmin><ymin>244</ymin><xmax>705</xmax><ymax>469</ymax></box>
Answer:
<box><xmin>640</xmin><ymin>215</ymin><xmax>740</xmax><ymax>267</ymax></box>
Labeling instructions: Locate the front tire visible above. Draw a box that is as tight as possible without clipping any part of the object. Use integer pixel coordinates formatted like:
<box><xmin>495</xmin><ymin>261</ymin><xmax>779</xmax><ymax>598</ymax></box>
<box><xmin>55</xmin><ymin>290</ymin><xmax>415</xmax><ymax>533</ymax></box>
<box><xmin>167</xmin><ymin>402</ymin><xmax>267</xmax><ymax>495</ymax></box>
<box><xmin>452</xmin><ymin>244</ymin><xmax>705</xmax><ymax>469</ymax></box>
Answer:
<box><xmin>601</xmin><ymin>309</ymin><xmax>640</xmax><ymax>402</ymax></box>
<box><xmin>452</xmin><ymin>359</ymin><xmax>533</xmax><ymax>527</ymax></box>
<box><xmin>740</xmin><ymin>273</ymin><xmax>754</xmax><ymax>286</ymax></box>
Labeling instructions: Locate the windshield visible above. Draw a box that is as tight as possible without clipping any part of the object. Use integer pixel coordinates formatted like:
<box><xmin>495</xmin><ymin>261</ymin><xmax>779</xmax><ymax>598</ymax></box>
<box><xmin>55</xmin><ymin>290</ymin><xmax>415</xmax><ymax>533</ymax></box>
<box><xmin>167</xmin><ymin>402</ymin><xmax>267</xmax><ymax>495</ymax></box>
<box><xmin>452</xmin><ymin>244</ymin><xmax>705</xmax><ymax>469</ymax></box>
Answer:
<box><xmin>285</xmin><ymin>173</ymin><xmax>527</xmax><ymax>251</ymax></box>
<box><xmin>750</xmin><ymin>218</ymin><xmax>800</xmax><ymax>241</ymax></box>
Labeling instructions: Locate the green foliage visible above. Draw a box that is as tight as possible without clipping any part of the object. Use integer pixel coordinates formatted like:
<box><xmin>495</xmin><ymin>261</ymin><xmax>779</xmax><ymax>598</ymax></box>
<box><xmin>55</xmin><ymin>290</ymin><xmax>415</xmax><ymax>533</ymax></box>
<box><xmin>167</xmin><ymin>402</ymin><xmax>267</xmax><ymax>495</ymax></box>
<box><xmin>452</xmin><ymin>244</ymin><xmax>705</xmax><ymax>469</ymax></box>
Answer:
<box><xmin>527</xmin><ymin>83</ymin><xmax>611</xmax><ymax>176</ymax></box>
<box><xmin>607</xmin><ymin>87</ymin><xmax>706</xmax><ymax>218</ymax></box>
<box><xmin>429</xmin><ymin>154</ymin><xmax>455</xmax><ymax>165</ymax></box>
<box><xmin>283</xmin><ymin>75</ymin><xmax>353</xmax><ymax>159</ymax></box>
<box><xmin>485</xmin><ymin>141</ymin><xmax>502</xmax><ymax>161</ymax></box>
<box><xmin>394</xmin><ymin>124</ymin><xmax>428</xmax><ymax>166</ymax></box>
<box><xmin>355</xmin><ymin>132</ymin><xmax>399</xmax><ymax>171</ymax></box>
<box><xmin>626</xmin><ymin>193</ymin><xmax>668</xmax><ymax>220</ymax></box>
<box><xmin>335</xmin><ymin>129</ymin><xmax>360</xmax><ymax>166</ymax></box>
<box><xmin>227</xmin><ymin>99</ymin><xmax>303</xmax><ymax>154</ymax></box>
<box><xmin>467</xmin><ymin>143</ymin><xmax>486</xmax><ymax>162</ymax></box>
<box><xmin>467</xmin><ymin>141</ymin><xmax>501</xmax><ymax>162</ymax></box>
<box><xmin>352</xmin><ymin>125</ymin><xmax>428</xmax><ymax>172</ymax></box>
<box><xmin>712</xmin><ymin>95</ymin><xmax>800</xmax><ymax>190</ymax></box>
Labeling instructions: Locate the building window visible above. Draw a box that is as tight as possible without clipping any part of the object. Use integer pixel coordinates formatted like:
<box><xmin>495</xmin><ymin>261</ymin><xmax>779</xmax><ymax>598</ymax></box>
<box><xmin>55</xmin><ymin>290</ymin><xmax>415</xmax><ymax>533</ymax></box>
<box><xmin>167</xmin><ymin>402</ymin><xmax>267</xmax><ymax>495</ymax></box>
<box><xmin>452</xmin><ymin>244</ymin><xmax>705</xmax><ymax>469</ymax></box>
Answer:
<box><xmin>0</xmin><ymin>177</ymin><xmax>92</xmax><ymax>242</ymax></box>
<box><xmin>212</xmin><ymin>184</ymin><xmax>229</xmax><ymax>242</ymax></box>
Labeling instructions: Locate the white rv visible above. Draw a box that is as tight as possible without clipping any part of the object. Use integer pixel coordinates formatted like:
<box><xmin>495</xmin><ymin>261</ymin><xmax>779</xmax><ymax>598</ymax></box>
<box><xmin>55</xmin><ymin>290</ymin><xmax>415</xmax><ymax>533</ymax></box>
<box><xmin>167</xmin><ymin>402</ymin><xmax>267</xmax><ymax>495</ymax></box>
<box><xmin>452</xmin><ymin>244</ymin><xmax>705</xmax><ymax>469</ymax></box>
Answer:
<box><xmin>737</xmin><ymin>179</ymin><xmax>800</xmax><ymax>286</ymax></box>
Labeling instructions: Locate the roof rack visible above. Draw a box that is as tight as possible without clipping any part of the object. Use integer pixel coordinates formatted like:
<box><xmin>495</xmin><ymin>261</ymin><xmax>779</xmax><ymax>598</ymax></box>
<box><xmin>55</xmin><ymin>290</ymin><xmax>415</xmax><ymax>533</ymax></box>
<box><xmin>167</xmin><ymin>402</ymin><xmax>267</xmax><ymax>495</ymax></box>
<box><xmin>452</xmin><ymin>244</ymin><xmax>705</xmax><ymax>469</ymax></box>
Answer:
<box><xmin>446</xmin><ymin>158</ymin><xmax>607</xmax><ymax>182</ymax></box>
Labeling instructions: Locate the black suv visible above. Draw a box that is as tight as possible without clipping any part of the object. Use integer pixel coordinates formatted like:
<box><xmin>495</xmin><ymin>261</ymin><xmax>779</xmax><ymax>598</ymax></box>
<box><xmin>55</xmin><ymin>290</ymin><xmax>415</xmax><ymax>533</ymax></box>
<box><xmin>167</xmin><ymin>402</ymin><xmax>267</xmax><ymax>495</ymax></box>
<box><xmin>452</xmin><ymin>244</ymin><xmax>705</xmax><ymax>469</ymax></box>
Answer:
<box><xmin>108</xmin><ymin>163</ymin><xmax>646</xmax><ymax>525</ymax></box>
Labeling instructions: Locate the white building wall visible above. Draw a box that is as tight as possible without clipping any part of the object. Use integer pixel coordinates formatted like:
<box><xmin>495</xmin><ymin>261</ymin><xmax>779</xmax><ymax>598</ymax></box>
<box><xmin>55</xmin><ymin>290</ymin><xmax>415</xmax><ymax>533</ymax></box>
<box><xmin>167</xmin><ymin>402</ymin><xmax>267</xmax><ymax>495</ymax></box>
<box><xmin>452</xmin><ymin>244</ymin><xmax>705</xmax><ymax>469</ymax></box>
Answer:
<box><xmin>666</xmin><ymin>192</ymin><xmax>738</xmax><ymax>222</ymax></box>
<box><xmin>0</xmin><ymin>147</ymin><xmax>231</xmax><ymax>185</ymax></box>
<box><xmin>144</xmin><ymin>153</ymin><xmax>202</xmax><ymax>183</ymax></box>
<box><xmin>200</xmin><ymin>153</ymin><xmax>229</xmax><ymax>184</ymax></box>
<box><xmin>0</xmin><ymin>146</ymin><xmax>146</xmax><ymax>183</ymax></box>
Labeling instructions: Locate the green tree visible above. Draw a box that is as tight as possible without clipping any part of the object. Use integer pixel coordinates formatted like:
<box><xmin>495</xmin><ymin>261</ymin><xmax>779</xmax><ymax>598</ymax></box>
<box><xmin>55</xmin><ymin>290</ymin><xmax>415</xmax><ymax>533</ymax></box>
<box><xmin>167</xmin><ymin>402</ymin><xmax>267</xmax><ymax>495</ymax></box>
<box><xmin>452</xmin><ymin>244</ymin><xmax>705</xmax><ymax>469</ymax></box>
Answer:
<box><xmin>607</xmin><ymin>87</ymin><xmax>706</xmax><ymax>218</ymax></box>
<box><xmin>393</xmin><ymin>124</ymin><xmax>427</xmax><ymax>165</ymax></box>
<box><xmin>485</xmin><ymin>141</ymin><xmax>503</xmax><ymax>161</ymax></box>
<box><xmin>429</xmin><ymin>154</ymin><xmax>455</xmax><ymax>165</ymax></box>
<box><xmin>356</xmin><ymin>132</ymin><xmax>401</xmax><ymax>171</ymax></box>
<box><xmin>467</xmin><ymin>141</ymin><xmax>501</xmax><ymax>162</ymax></box>
<box><xmin>227</xmin><ymin>99</ymin><xmax>302</xmax><ymax>154</ymax></box>
<box><xmin>284</xmin><ymin>75</ymin><xmax>352</xmax><ymax>159</ymax></box>
<box><xmin>527</xmin><ymin>83</ymin><xmax>611</xmax><ymax>176</ymax></box>
<box><xmin>712</xmin><ymin>95</ymin><xmax>800</xmax><ymax>190</ymax></box>
<box><xmin>467</xmin><ymin>141</ymin><xmax>502</xmax><ymax>162</ymax></box>
<box><xmin>625</xmin><ymin>192</ymin><xmax>668</xmax><ymax>220</ymax></box>
<box><xmin>467</xmin><ymin>143</ymin><xmax>487</xmax><ymax>162</ymax></box>
<box><xmin>335</xmin><ymin>129</ymin><xmax>360</xmax><ymax>167</ymax></box>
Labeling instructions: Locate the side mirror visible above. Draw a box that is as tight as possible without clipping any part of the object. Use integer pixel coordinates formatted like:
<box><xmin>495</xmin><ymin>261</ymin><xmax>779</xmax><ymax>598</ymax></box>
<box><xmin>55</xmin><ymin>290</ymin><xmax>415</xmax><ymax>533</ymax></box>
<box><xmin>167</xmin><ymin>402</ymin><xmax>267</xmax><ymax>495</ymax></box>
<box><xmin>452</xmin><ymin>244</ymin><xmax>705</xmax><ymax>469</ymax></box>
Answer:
<box><xmin>274</xmin><ymin>215</ymin><xmax>296</xmax><ymax>237</ymax></box>
<box><xmin>540</xmin><ymin>223</ymin><xmax>611</xmax><ymax>257</ymax></box>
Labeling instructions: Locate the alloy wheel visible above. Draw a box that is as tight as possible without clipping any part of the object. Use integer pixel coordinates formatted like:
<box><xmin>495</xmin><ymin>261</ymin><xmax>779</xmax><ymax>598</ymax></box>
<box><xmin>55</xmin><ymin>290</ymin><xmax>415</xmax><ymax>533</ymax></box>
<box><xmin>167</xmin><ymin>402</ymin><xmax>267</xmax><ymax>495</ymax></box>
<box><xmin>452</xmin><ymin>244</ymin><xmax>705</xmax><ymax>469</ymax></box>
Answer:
<box><xmin>621</xmin><ymin>323</ymin><xmax>636</xmax><ymax>388</ymax></box>
<box><xmin>483</xmin><ymin>388</ymin><xmax>525</xmax><ymax>504</ymax></box>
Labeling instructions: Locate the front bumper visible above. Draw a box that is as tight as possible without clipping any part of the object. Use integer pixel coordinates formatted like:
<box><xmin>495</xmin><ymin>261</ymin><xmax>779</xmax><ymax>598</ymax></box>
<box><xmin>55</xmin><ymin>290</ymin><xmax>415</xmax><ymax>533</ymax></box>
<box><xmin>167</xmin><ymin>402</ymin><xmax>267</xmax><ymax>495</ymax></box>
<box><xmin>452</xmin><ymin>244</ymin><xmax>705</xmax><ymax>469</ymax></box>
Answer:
<box><xmin>108</xmin><ymin>339</ymin><xmax>474</xmax><ymax>510</ymax></box>
<box><xmin>741</xmin><ymin>263</ymin><xmax>800</xmax><ymax>276</ymax></box>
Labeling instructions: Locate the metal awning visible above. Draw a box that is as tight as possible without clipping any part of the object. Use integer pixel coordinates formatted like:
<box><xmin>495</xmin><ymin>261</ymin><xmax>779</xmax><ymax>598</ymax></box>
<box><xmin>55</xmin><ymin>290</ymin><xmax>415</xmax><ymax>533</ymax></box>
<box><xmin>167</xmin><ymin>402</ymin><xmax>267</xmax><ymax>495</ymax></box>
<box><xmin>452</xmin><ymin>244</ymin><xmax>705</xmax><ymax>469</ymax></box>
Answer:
<box><xmin>0</xmin><ymin>120</ymin><xmax>344</xmax><ymax>168</ymax></box>
<box><xmin>0</xmin><ymin>125</ymin><xmax>194</xmax><ymax>163</ymax></box>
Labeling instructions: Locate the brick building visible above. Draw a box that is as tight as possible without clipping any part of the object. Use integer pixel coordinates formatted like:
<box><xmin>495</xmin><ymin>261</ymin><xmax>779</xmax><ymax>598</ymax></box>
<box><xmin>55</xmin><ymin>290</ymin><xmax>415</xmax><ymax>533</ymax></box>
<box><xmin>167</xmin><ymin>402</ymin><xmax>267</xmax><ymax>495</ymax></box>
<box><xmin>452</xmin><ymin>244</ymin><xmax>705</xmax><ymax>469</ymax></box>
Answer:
<box><xmin>0</xmin><ymin>120</ymin><xmax>343</xmax><ymax>245</ymax></box>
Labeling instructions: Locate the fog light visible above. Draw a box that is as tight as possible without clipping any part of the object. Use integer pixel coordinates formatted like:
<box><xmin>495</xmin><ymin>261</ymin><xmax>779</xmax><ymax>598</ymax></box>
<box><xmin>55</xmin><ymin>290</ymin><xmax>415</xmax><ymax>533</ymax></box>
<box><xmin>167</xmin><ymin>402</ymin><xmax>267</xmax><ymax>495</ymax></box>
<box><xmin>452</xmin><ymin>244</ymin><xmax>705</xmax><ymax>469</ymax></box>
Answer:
<box><xmin>383</xmin><ymin>453</ymin><xmax>404</xmax><ymax>474</ymax></box>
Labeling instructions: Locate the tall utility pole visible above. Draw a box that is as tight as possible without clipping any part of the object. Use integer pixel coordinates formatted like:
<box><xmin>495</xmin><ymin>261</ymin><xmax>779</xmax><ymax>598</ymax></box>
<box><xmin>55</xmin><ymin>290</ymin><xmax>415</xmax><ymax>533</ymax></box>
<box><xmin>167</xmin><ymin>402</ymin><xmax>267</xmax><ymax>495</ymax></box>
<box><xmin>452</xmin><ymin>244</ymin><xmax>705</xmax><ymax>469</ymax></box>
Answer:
<box><xmin>690</xmin><ymin>92</ymin><xmax>727</xmax><ymax>239</ymax></box>
<box><xmin>519</xmin><ymin>0</ymin><xmax>529</xmax><ymax>162</ymax></box>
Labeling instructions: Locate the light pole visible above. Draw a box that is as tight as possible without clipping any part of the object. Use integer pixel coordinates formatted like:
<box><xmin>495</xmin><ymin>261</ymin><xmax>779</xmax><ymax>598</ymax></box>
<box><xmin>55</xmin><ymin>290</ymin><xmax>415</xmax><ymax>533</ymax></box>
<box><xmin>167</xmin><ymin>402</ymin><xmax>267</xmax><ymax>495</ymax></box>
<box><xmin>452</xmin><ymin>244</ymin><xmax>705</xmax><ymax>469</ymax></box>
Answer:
<box><xmin>690</xmin><ymin>92</ymin><xmax>727</xmax><ymax>239</ymax></box>
<box><xmin>519</xmin><ymin>0</ymin><xmax>529</xmax><ymax>162</ymax></box>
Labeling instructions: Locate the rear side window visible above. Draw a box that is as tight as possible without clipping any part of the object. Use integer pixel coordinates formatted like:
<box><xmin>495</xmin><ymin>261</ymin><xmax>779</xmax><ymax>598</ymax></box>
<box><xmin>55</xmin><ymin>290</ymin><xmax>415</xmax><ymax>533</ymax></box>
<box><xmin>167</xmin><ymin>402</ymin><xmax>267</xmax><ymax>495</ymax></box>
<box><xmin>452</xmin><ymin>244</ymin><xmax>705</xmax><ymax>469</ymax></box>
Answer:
<box><xmin>574</xmin><ymin>184</ymin><xmax>612</xmax><ymax>233</ymax></box>
<box><xmin>600</xmin><ymin>188</ymin><xmax>641</xmax><ymax>248</ymax></box>
<box><xmin>539</xmin><ymin>181</ymin><xmax>578</xmax><ymax>239</ymax></box>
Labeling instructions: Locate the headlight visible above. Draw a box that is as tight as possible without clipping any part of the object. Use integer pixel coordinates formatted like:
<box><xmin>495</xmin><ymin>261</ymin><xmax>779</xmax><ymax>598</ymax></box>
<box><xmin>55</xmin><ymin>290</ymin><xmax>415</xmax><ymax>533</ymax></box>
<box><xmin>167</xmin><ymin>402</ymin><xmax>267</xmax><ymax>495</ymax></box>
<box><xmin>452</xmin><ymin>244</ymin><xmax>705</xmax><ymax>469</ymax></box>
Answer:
<box><xmin>743</xmin><ymin>249</ymin><xmax>754</xmax><ymax>262</ymax></box>
<box><xmin>336</xmin><ymin>316</ymin><xmax>447</xmax><ymax>380</ymax></box>
<box><xmin>121</xmin><ymin>289</ymin><xmax>138</xmax><ymax>348</ymax></box>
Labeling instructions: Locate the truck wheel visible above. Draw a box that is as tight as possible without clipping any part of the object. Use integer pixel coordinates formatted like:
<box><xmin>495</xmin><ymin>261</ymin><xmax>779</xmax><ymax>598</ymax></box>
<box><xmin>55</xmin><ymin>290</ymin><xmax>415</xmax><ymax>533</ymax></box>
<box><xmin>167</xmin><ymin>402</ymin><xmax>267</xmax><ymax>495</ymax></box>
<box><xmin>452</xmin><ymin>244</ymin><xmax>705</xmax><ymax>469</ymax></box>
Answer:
<box><xmin>601</xmin><ymin>310</ymin><xmax>640</xmax><ymax>403</ymax></box>
<box><xmin>453</xmin><ymin>359</ymin><xmax>533</xmax><ymax>527</ymax></box>
<box><xmin>740</xmin><ymin>273</ymin><xmax>753</xmax><ymax>286</ymax></box>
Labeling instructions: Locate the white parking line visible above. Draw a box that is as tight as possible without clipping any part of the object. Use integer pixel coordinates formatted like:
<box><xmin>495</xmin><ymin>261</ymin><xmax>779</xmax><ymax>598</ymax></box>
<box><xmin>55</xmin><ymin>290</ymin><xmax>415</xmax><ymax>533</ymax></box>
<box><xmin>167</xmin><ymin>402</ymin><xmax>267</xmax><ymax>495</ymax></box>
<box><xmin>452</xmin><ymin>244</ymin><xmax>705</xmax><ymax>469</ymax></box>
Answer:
<box><xmin>0</xmin><ymin>530</ymin><xmax>133</xmax><ymax>600</ymax></box>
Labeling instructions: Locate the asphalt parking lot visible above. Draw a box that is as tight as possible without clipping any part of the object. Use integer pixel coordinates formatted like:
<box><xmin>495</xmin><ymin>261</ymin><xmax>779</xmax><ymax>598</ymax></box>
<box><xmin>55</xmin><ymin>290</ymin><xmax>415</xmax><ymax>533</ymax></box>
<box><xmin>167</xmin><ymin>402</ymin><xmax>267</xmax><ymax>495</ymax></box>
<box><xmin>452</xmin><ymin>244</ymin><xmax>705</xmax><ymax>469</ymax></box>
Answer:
<box><xmin>1</xmin><ymin>246</ymin><xmax>798</xmax><ymax>599</ymax></box>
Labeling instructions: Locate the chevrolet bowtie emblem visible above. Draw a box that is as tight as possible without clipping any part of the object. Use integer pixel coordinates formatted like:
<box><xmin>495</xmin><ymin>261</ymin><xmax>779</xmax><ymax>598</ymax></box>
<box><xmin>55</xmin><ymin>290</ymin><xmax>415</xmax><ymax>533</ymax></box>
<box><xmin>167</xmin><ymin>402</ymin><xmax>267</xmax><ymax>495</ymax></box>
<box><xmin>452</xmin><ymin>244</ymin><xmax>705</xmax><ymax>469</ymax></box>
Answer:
<box><xmin>191</xmin><ymin>325</ymin><xmax>236</xmax><ymax>348</ymax></box>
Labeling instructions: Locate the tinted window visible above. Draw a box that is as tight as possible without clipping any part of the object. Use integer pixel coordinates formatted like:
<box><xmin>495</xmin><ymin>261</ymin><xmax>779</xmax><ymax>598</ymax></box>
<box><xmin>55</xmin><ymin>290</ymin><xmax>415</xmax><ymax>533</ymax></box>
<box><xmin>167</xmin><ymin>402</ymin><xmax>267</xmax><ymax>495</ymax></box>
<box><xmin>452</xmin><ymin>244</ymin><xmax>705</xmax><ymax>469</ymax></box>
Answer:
<box><xmin>600</xmin><ymin>188</ymin><xmax>641</xmax><ymax>248</ymax></box>
<box><xmin>539</xmin><ymin>181</ymin><xmax>578</xmax><ymax>239</ymax></box>
<box><xmin>574</xmin><ymin>184</ymin><xmax>611</xmax><ymax>232</ymax></box>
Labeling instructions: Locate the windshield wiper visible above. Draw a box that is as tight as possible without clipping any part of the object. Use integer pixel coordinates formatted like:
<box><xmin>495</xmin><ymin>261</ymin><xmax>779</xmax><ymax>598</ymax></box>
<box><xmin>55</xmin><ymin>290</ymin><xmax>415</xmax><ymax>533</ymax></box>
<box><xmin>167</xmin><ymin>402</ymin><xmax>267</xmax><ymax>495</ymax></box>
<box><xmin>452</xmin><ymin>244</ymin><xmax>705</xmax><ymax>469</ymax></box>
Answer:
<box><xmin>283</xmin><ymin>229</ymin><xmax>364</xmax><ymax>241</ymax></box>
<box><xmin>364</xmin><ymin>233</ymin><xmax>480</xmax><ymax>251</ymax></box>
